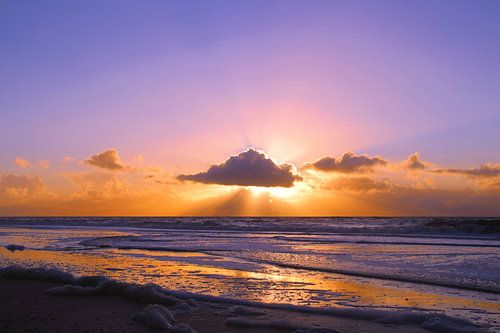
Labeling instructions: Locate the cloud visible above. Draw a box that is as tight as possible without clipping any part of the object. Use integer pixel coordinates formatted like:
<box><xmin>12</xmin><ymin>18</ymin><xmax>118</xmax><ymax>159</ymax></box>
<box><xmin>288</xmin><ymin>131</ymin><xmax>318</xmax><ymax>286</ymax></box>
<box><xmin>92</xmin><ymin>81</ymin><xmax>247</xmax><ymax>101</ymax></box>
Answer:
<box><xmin>22</xmin><ymin>171</ymin><xmax>178</xmax><ymax>216</ymax></box>
<box><xmin>402</xmin><ymin>152</ymin><xmax>426</xmax><ymax>170</ymax></box>
<box><xmin>14</xmin><ymin>157</ymin><xmax>31</xmax><ymax>169</ymax></box>
<box><xmin>318</xmin><ymin>174</ymin><xmax>500</xmax><ymax>215</ymax></box>
<box><xmin>177</xmin><ymin>148</ymin><xmax>302</xmax><ymax>187</ymax></box>
<box><xmin>433</xmin><ymin>163</ymin><xmax>500</xmax><ymax>178</ymax></box>
<box><xmin>69</xmin><ymin>172</ymin><xmax>130</xmax><ymax>201</ymax></box>
<box><xmin>84</xmin><ymin>149</ymin><xmax>130</xmax><ymax>171</ymax></box>
<box><xmin>0</xmin><ymin>174</ymin><xmax>48</xmax><ymax>202</ymax></box>
<box><xmin>64</xmin><ymin>156</ymin><xmax>76</xmax><ymax>163</ymax></box>
<box><xmin>39</xmin><ymin>160</ymin><xmax>50</xmax><ymax>169</ymax></box>
<box><xmin>326</xmin><ymin>176</ymin><xmax>392</xmax><ymax>192</ymax></box>
<box><xmin>133</xmin><ymin>154</ymin><xmax>144</xmax><ymax>163</ymax></box>
<box><xmin>304</xmin><ymin>152</ymin><xmax>387</xmax><ymax>173</ymax></box>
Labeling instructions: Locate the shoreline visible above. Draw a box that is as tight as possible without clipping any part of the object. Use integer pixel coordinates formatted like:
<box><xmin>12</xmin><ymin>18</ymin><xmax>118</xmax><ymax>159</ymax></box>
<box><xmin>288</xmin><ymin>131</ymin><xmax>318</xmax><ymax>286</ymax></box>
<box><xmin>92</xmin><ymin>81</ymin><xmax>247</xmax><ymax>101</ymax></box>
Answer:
<box><xmin>0</xmin><ymin>265</ymin><xmax>482</xmax><ymax>333</ymax></box>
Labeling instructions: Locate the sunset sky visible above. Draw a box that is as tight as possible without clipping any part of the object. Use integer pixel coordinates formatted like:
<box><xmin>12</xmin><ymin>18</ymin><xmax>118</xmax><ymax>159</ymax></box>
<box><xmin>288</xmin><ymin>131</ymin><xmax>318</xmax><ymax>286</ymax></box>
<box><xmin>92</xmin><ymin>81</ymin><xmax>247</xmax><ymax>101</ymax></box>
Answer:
<box><xmin>1</xmin><ymin>1</ymin><xmax>499</xmax><ymax>215</ymax></box>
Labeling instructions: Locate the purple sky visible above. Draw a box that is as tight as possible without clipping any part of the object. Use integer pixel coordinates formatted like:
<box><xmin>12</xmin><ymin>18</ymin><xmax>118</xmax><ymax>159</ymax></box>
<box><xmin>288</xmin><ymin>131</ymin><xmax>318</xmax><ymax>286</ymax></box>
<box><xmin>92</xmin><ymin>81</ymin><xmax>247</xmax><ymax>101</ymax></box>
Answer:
<box><xmin>0</xmin><ymin>1</ymin><xmax>499</xmax><ymax>216</ymax></box>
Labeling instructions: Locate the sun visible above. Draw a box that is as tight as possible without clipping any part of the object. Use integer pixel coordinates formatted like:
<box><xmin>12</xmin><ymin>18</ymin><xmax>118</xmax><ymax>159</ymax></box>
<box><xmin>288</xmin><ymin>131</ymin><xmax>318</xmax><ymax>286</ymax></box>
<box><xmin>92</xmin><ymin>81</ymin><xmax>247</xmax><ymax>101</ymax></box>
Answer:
<box><xmin>249</xmin><ymin>183</ymin><xmax>307</xmax><ymax>200</ymax></box>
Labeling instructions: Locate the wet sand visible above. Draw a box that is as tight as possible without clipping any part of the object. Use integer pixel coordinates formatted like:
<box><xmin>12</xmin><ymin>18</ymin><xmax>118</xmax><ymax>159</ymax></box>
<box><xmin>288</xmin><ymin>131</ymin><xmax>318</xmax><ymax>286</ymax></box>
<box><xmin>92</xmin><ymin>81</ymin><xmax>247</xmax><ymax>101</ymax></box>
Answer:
<box><xmin>0</xmin><ymin>278</ymin><xmax>431</xmax><ymax>333</ymax></box>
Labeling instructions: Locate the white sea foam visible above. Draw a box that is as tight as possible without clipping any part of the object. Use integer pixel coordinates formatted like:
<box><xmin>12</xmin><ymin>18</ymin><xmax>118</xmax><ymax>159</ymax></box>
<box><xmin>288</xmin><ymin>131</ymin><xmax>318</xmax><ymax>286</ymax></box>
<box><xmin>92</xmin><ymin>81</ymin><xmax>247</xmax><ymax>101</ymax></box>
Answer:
<box><xmin>0</xmin><ymin>264</ymin><xmax>76</xmax><ymax>284</ymax></box>
<box><xmin>133</xmin><ymin>304</ymin><xmax>175</xmax><ymax>329</ymax></box>
<box><xmin>229</xmin><ymin>305</ymin><xmax>265</xmax><ymax>316</ymax></box>
<box><xmin>46</xmin><ymin>279</ymin><xmax>180</xmax><ymax>305</ymax></box>
<box><xmin>171</xmin><ymin>301</ymin><xmax>197</xmax><ymax>315</ymax></box>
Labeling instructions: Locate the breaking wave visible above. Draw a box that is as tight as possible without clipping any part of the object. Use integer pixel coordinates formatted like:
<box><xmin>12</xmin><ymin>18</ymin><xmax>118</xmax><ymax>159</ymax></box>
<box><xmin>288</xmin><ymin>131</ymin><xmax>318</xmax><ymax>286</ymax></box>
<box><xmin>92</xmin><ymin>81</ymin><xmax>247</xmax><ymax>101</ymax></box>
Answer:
<box><xmin>0</xmin><ymin>216</ymin><xmax>499</xmax><ymax>235</ymax></box>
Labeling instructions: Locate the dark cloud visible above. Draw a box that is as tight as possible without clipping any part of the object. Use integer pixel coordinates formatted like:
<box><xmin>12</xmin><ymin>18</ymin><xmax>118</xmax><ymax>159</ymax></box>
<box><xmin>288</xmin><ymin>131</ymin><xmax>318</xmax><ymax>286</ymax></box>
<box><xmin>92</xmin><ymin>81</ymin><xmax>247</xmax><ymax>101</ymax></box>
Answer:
<box><xmin>177</xmin><ymin>148</ymin><xmax>302</xmax><ymax>187</ymax></box>
<box><xmin>84</xmin><ymin>149</ymin><xmax>129</xmax><ymax>171</ymax></box>
<box><xmin>403</xmin><ymin>153</ymin><xmax>426</xmax><ymax>170</ymax></box>
<box><xmin>433</xmin><ymin>163</ymin><xmax>500</xmax><ymax>178</ymax></box>
<box><xmin>304</xmin><ymin>152</ymin><xmax>387</xmax><ymax>173</ymax></box>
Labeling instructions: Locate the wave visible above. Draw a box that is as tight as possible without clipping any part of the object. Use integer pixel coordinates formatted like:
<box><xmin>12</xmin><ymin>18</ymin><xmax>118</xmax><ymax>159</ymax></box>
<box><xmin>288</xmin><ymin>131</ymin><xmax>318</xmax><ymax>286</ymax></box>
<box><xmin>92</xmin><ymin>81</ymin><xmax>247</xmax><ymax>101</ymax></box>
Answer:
<box><xmin>1</xmin><ymin>216</ymin><xmax>499</xmax><ymax>236</ymax></box>
<box><xmin>272</xmin><ymin>236</ymin><xmax>500</xmax><ymax>247</ymax></box>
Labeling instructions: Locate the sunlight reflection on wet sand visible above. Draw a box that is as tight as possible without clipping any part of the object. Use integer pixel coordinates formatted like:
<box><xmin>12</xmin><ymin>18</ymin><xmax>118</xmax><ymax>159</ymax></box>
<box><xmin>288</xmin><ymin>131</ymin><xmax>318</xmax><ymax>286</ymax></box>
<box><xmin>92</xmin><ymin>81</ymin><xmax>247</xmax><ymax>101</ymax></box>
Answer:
<box><xmin>1</xmin><ymin>247</ymin><xmax>498</xmax><ymax>326</ymax></box>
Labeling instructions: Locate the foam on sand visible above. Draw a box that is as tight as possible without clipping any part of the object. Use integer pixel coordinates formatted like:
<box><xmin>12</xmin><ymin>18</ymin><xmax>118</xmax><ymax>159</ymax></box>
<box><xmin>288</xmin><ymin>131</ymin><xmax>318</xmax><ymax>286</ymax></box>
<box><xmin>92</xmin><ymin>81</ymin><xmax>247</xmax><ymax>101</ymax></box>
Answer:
<box><xmin>0</xmin><ymin>264</ymin><xmax>76</xmax><ymax>284</ymax></box>
<box><xmin>46</xmin><ymin>280</ymin><xmax>180</xmax><ymax>305</ymax></box>
<box><xmin>133</xmin><ymin>304</ymin><xmax>175</xmax><ymax>329</ymax></box>
<box><xmin>0</xmin><ymin>265</ymin><xmax>484</xmax><ymax>333</ymax></box>
<box><xmin>164</xmin><ymin>289</ymin><xmax>484</xmax><ymax>333</ymax></box>
<box><xmin>132</xmin><ymin>304</ymin><xmax>199</xmax><ymax>332</ymax></box>
<box><xmin>229</xmin><ymin>305</ymin><xmax>265</xmax><ymax>316</ymax></box>
<box><xmin>172</xmin><ymin>301</ymin><xmax>198</xmax><ymax>315</ymax></box>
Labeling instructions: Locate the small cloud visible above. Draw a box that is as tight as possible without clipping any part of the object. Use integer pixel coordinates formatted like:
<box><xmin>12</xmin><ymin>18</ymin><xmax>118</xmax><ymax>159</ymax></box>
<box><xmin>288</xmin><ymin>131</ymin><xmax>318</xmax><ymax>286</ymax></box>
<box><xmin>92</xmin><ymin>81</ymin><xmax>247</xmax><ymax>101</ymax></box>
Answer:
<box><xmin>433</xmin><ymin>163</ymin><xmax>500</xmax><ymax>178</ymax></box>
<box><xmin>39</xmin><ymin>160</ymin><xmax>50</xmax><ymax>169</ymax></box>
<box><xmin>402</xmin><ymin>152</ymin><xmax>427</xmax><ymax>170</ymax></box>
<box><xmin>63</xmin><ymin>156</ymin><xmax>76</xmax><ymax>163</ymax></box>
<box><xmin>14</xmin><ymin>157</ymin><xmax>31</xmax><ymax>169</ymax></box>
<box><xmin>84</xmin><ymin>149</ymin><xmax>131</xmax><ymax>171</ymax></box>
<box><xmin>304</xmin><ymin>152</ymin><xmax>387</xmax><ymax>173</ymax></box>
<box><xmin>133</xmin><ymin>154</ymin><xmax>144</xmax><ymax>163</ymax></box>
<box><xmin>177</xmin><ymin>148</ymin><xmax>302</xmax><ymax>187</ymax></box>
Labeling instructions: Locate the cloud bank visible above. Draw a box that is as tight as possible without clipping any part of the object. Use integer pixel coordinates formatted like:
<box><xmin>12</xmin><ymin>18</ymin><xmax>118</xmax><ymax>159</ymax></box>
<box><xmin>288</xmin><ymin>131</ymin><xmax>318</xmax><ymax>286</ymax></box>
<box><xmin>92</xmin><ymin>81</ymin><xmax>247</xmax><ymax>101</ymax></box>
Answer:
<box><xmin>433</xmin><ymin>163</ymin><xmax>500</xmax><ymax>178</ymax></box>
<box><xmin>1</xmin><ymin>149</ymin><xmax>499</xmax><ymax>216</ymax></box>
<box><xmin>177</xmin><ymin>148</ymin><xmax>302</xmax><ymax>187</ymax></box>
<box><xmin>304</xmin><ymin>152</ymin><xmax>387</xmax><ymax>173</ymax></box>
<box><xmin>0</xmin><ymin>174</ymin><xmax>49</xmax><ymax>203</ymax></box>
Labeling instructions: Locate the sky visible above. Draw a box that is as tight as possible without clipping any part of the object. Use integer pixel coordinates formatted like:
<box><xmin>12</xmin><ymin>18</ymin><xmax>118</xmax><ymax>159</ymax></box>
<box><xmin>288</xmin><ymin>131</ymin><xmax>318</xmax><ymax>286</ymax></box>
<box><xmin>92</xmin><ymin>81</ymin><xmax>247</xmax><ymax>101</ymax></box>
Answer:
<box><xmin>1</xmin><ymin>0</ymin><xmax>499</xmax><ymax>216</ymax></box>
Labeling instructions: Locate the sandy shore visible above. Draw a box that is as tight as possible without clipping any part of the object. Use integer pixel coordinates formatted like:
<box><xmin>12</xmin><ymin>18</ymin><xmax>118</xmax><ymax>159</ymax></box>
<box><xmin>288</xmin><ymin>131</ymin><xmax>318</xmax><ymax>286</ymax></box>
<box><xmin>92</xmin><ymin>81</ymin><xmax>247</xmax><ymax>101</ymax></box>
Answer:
<box><xmin>0</xmin><ymin>275</ymin><xmax>435</xmax><ymax>333</ymax></box>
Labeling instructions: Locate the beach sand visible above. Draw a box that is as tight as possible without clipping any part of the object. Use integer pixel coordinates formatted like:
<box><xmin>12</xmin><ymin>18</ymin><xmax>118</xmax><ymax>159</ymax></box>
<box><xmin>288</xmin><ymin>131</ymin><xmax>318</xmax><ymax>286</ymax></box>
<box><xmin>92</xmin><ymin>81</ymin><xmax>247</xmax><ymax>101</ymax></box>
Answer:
<box><xmin>0</xmin><ymin>277</ymin><xmax>432</xmax><ymax>333</ymax></box>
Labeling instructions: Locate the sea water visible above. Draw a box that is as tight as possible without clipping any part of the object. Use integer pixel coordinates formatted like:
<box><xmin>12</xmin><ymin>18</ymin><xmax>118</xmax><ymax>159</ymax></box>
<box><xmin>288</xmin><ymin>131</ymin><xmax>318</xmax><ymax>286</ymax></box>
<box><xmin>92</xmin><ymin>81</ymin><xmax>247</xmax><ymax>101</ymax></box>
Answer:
<box><xmin>0</xmin><ymin>217</ymin><xmax>498</xmax><ymax>330</ymax></box>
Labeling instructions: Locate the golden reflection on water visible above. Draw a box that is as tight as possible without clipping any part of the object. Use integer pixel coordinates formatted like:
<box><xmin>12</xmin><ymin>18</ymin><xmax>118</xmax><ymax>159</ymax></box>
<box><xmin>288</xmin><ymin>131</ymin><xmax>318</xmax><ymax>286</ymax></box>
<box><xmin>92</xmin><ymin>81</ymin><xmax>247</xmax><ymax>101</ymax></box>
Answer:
<box><xmin>0</xmin><ymin>247</ymin><xmax>498</xmax><ymax>316</ymax></box>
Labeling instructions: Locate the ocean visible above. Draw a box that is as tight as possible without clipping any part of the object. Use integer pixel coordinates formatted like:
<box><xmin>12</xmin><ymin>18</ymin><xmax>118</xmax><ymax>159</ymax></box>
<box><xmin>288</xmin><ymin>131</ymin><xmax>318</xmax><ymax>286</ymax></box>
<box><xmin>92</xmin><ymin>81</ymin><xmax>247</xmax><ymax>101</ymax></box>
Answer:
<box><xmin>0</xmin><ymin>217</ymin><xmax>498</xmax><ymax>331</ymax></box>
